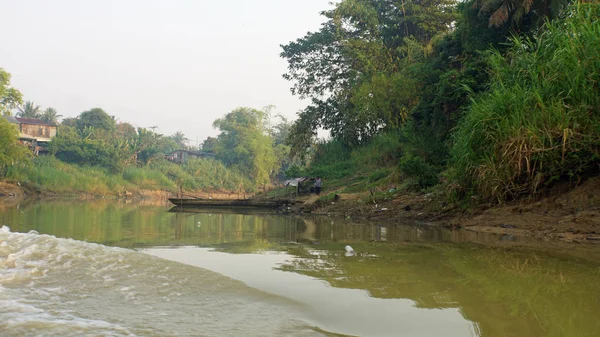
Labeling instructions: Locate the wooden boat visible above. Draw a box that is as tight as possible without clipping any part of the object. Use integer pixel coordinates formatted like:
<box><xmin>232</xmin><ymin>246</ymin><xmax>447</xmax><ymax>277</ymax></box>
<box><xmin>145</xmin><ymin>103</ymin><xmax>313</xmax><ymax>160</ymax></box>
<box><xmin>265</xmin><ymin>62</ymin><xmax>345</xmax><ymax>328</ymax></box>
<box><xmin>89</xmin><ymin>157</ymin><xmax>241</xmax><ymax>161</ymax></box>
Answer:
<box><xmin>168</xmin><ymin>198</ymin><xmax>291</xmax><ymax>208</ymax></box>
<box><xmin>168</xmin><ymin>206</ymin><xmax>287</xmax><ymax>215</ymax></box>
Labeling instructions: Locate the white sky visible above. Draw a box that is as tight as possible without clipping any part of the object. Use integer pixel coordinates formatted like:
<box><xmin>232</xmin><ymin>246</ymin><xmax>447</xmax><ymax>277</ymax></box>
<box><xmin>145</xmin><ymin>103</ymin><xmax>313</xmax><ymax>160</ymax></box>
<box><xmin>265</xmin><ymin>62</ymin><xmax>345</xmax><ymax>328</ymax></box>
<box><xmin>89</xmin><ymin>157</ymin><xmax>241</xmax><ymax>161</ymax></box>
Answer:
<box><xmin>0</xmin><ymin>0</ymin><xmax>331</xmax><ymax>146</ymax></box>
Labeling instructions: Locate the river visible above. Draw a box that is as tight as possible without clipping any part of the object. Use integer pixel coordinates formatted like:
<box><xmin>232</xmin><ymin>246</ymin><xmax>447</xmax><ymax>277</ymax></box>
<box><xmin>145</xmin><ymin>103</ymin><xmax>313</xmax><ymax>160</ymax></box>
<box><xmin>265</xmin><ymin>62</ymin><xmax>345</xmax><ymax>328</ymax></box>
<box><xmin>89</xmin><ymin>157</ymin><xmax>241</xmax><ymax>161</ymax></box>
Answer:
<box><xmin>1</xmin><ymin>199</ymin><xmax>599</xmax><ymax>337</ymax></box>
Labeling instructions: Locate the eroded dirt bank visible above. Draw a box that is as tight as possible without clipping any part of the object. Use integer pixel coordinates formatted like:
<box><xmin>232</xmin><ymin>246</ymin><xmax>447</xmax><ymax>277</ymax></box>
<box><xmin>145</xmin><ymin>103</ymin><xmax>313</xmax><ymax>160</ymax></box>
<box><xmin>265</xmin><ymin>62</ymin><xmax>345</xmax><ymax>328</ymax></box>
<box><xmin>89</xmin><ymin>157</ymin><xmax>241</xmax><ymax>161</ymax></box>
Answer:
<box><xmin>302</xmin><ymin>178</ymin><xmax>600</xmax><ymax>244</ymax></box>
<box><xmin>0</xmin><ymin>181</ymin><xmax>244</xmax><ymax>207</ymax></box>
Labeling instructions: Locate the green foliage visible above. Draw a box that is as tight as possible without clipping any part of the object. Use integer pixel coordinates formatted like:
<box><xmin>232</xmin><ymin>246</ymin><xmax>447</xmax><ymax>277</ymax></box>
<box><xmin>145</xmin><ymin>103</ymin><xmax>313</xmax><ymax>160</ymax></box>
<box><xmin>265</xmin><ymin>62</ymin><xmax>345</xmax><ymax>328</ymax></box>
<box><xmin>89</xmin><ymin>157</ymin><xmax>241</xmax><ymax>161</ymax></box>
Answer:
<box><xmin>147</xmin><ymin>158</ymin><xmax>253</xmax><ymax>192</ymax></box>
<box><xmin>0</xmin><ymin>68</ymin><xmax>23</xmax><ymax>116</ymax></box>
<box><xmin>450</xmin><ymin>3</ymin><xmax>600</xmax><ymax>201</ymax></box>
<box><xmin>40</xmin><ymin>107</ymin><xmax>61</xmax><ymax>124</ymax></box>
<box><xmin>282</xmin><ymin>0</ymin><xmax>458</xmax><ymax>152</ymax></box>
<box><xmin>284</xmin><ymin>165</ymin><xmax>306</xmax><ymax>178</ymax></box>
<box><xmin>76</xmin><ymin>108</ymin><xmax>116</xmax><ymax>132</ymax></box>
<box><xmin>0</xmin><ymin>117</ymin><xmax>30</xmax><ymax>176</ymax></box>
<box><xmin>351</xmin><ymin>131</ymin><xmax>402</xmax><ymax>168</ymax></box>
<box><xmin>311</xmin><ymin>140</ymin><xmax>352</xmax><ymax>167</ymax></box>
<box><xmin>213</xmin><ymin>107</ymin><xmax>282</xmax><ymax>186</ymax></box>
<box><xmin>399</xmin><ymin>155</ymin><xmax>440</xmax><ymax>188</ymax></box>
<box><xmin>49</xmin><ymin>126</ymin><xmax>122</xmax><ymax>172</ymax></box>
<box><xmin>201</xmin><ymin>136</ymin><xmax>217</xmax><ymax>152</ymax></box>
<box><xmin>6</xmin><ymin>156</ymin><xmax>131</xmax><ymax>195</ymax></box>
<box><xmin>5</xmin><ymin>155</ymin><xmax>253</xmax><ymax>195</ymax></box>
<box><xmin>170</xmin><ymin>131</ymin><xmax>188</xmax><ymax>149</ymax></box>
<box><xmin>17</xmin><ymin>101</ymin><xmax>41</xmax><ymax>119</ymax></box>
<box><xmin>309</xmin><ymin>161</ymin><xmax>355</xmax><ymax>180</ymax></box>
<box><xmin>289</xmin><ymin>132</ymin><xmax>400</xmax><ymax>182</ymax></box>
<box><xmin>472</xmin><ymin>0</ymin><xmax>571</xmax><ymax>28</ymax></box>
<box><xmin>367</xmin><ymin>168</ymin><xmax>392</xmax><ymax>184</ymax></box>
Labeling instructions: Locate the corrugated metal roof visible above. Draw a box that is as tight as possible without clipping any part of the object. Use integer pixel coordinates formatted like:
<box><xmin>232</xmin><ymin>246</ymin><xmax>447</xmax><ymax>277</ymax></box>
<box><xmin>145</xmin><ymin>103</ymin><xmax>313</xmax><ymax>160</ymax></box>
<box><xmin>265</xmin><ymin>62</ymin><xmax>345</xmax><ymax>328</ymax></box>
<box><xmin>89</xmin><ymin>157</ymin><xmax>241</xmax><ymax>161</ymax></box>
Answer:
<box><xmin>16</xmin><ymin>117</ymin><xmax>56</xmax><ymax>126</ymax></box>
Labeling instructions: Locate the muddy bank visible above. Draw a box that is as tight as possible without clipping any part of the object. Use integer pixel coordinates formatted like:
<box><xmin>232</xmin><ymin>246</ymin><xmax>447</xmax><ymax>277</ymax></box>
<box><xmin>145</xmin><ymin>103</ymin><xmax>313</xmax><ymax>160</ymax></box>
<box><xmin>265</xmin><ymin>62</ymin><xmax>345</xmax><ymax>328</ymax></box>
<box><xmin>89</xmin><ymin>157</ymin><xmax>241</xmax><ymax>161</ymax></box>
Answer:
<box><xmin>0</xmin><ymin>181</ymin><xmax>245</xmax><ymax>205</ymax></box>
<box><xmin>301</xmin><ymin>178</ymin><xmax>600</xmax><ymax>244</ymax></box>
<box><xmin>0</xmin><ymin>182</ymin><xmax>25</xmax><ymax>209</ymax></box>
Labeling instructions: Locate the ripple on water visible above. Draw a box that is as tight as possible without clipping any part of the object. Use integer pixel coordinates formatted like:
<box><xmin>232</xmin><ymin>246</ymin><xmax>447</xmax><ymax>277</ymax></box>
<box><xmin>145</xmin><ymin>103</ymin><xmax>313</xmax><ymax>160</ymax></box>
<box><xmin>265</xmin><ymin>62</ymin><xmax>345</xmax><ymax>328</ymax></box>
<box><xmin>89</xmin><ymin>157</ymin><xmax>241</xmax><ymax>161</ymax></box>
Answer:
<box><xmin>0</xmin><ymin>226</ymin><xmax>330</xmax><ymax>337</ymax></box>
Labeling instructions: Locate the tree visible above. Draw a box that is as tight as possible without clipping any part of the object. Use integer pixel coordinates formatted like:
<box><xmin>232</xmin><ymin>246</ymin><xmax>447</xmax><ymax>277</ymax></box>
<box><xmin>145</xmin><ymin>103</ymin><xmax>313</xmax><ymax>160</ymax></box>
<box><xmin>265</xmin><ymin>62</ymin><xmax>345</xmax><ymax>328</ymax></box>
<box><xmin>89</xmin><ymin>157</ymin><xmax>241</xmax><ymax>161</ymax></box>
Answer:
<box><xmin>201</xmin><ymin>136</ymin><xmax>217</xmax><ymax>152</ymax></box>
<box><xmin>40</xmin><ymin>107</ymin><xmax>62</xmax><ymax>124</ymax></box>
<box><xmin>49</xmin><ymin>126</ymin><xmax>122</xmax><ymax>172</ymax></box>
<box><xmin>281</xmin><ymin>0</ymin><xmax>458</xmax><ymax>153</ymax></box>
<box><xmin>213</xmin><ymin>107</ymin><xmax>280</xmax><ymax>186</ymax></box>
<box><xmin>0</xmin><ymin>68</ymin><xmax>23</xmax><ymax>117</ymax></box>
<box><xmin>17</xmin><ymin>101</ymin><xmax>41</xmax><ymax>119</ymax></box>
<box><xmin>0</xmin><ymin>117</ymin><xmax>29</xmax><ymax>176</ymax></box>
<box><xmin>170</xmin><ymin>131</ymin><xmax>188</xmax><ymax>149</ymax></box>
<box><xmin>270</xmin><ymin>114</ymin><xmax>292</xmax><ymax>146</ymax></box>
<box><xmin>76</xmin><ymin>108</ymin><xmax>116</xmax><ymax>132</ymax></box>
<box><xmin>472</xmin><ymin>0</ymin><xmax>571</xmax><ymax>28</ymax></box>
<box><xmin>115</xmin><ymin>122</ymin><xmax>137</xmax><ymax>140</ymax></box>
<box><xmin>61</xmin><ymin>117</ymin><xmax>77</xmax><ymax>128</ymax></box>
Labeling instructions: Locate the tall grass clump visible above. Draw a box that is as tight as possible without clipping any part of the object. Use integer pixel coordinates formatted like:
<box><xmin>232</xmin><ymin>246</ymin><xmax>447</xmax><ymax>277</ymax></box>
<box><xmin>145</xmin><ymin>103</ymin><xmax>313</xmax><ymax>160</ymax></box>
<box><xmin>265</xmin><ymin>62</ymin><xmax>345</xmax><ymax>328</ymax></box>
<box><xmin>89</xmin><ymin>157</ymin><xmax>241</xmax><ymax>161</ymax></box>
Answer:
<box><xmin>311</xmin><ymin>139</ymin><xmax>353</xmax><ymax>167</ymax></box>
<box><xmin>449</xmin><ymin>3</ymin><xmax>600</xmax><ymax>201</ymax></box>
<box><xmin>352</xmin><ymin>130</ymin><xmax>402</xmax><ymax>168</ymax></box>
<box><xmin>122</xmin><ymin>166</ymin><xmax>176</xmax><ymax>190</ymax></box>
<box><xmin>304</xmin><ymin>140</ymin><xmax>355</xmax><ymax>179</ymax></box>
<box><xmin>6</xmin><ymin>156</ymin><xmax>131</xmax><ymax>194</ymax></box>
<box><xmin>147</xmin><ymin>158</ymin><xmax>254</xmax><ymax>192</ymax></box>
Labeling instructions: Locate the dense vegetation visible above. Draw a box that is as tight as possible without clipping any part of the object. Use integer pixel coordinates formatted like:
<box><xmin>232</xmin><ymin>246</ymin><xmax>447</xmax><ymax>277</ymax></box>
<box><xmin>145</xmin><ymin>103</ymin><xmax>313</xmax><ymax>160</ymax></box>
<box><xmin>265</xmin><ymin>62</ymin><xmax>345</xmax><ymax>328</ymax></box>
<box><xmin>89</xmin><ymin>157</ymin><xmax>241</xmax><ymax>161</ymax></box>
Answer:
<box><xmin>281</xmin><ymin>0</ymin><xmax>599</xmax><ymax>202</ymax></box>
<box><xmin>2</xmin><ymin>0</ymin><xmax>598</xmax><ymax>202</ymax></box>
<box><xmin>1</xmin><ymin>69</ymin><xmax>291</xmax><ymax>195</ymax></box>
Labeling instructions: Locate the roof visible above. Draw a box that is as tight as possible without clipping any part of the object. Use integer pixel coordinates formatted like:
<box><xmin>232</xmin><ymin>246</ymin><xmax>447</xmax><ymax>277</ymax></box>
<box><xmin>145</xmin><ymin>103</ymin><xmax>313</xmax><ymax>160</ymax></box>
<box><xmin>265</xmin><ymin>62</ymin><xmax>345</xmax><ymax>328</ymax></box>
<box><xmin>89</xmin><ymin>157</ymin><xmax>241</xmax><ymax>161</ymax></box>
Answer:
<box><xmin>15</xmin><ymin>117</ymin><xmax>57</xmax><ymax>126</ymax></box>
<box><xmin>171</xmin><ymin>150</ymin><xmax>215</xmax><ymax>157</ymax></box>
<box><xmin>4</xmin><ymin>115</ymin><xmax>20</xmax><ymax>124</ymax></box>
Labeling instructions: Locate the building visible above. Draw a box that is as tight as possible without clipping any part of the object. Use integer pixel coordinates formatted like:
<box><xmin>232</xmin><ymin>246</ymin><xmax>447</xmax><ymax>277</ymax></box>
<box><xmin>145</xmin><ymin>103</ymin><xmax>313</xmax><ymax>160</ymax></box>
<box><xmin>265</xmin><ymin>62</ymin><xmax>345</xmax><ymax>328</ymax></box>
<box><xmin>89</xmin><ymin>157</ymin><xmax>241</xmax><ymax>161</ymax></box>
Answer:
<box><xmin>166</xmin><ymin>150</ymin><xmax>215</xmax><ymax>164</ymax></box>
<box><xmin>4</xmin><ymin>116</ymin><xmax>58</xmax><ymax>155</ymax></box>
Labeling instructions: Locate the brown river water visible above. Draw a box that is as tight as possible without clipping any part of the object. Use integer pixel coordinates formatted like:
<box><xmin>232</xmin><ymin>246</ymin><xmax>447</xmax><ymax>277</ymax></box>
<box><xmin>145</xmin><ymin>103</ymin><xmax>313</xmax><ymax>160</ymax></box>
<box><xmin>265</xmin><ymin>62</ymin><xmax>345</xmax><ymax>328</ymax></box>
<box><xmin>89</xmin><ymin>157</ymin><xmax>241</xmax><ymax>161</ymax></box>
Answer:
<box><xmin>1</xmin><ymin>199</ymin><xmax>599</xmax><ymax>337</ymax></box>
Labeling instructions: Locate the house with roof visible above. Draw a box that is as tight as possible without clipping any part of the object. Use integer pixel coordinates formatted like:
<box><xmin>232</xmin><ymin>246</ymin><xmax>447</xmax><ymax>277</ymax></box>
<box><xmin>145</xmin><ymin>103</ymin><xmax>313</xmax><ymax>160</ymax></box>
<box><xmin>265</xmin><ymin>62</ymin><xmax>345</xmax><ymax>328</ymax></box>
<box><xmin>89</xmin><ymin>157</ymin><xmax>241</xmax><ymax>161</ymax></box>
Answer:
<box><xmin>4</xmin><ymin>116</ymin><xmax>58</xmax><ymax>155</ymax></box>
<box><xmin>166</xmin><ymin>149</ymin><xmax>215</xmax><ymax>164</ymax></box>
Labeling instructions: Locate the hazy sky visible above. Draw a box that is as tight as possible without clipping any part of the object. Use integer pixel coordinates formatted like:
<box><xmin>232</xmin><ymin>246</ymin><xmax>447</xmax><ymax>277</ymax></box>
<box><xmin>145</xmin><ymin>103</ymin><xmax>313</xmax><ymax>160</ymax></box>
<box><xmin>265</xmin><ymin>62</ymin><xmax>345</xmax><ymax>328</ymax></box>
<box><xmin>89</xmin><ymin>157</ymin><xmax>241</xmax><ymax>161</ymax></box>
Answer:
<box><xmin>0</xmin><ymin>0</ymin><xmax>330</xmax><ymax>145</ymax></box>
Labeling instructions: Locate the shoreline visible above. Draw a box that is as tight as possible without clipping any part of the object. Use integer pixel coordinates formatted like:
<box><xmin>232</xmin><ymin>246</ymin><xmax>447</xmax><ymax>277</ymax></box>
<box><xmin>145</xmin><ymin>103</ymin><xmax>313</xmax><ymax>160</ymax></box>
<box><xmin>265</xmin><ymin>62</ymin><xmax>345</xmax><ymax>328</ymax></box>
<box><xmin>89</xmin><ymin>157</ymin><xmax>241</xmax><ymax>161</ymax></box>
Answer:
<box><xmin>3</xmin><ymin>179</ymin><xmax>599</xmax><ymax>245</ymax></box>
<box><xmin>298</xmin><ymin>177</ymin><xmax>600</xmax><ymax>245</ymax></box>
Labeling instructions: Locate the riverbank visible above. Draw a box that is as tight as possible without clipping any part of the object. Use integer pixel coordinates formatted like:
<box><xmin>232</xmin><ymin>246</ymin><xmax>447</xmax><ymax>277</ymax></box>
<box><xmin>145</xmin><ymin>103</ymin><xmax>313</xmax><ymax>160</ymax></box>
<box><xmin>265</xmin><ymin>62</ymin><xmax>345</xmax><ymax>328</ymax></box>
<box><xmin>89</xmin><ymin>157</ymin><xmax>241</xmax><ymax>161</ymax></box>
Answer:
<box><xmin>0</xmin><ymin>179</ymin><xmax>246</xmax><ymax>207</ymax></box>
<box><xmin>3</xmin><ymin>177</ymin><xmax>600</xmax><ymax>244</ymax></box>
<box><xmin>294</xmin><ymin>177</ymin><xmax>600</xmax><ymax>244</ymax></box>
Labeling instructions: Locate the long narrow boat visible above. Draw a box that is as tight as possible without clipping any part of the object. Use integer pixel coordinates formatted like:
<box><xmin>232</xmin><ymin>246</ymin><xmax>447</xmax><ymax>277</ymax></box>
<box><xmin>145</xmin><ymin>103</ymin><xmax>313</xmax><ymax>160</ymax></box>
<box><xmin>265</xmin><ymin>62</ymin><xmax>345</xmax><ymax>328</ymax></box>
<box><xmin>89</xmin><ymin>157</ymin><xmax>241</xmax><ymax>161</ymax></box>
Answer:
<box><xmin>168</xmin><ymin>198</ymin><xmax>291</xmax><ymax>208</ymax></box>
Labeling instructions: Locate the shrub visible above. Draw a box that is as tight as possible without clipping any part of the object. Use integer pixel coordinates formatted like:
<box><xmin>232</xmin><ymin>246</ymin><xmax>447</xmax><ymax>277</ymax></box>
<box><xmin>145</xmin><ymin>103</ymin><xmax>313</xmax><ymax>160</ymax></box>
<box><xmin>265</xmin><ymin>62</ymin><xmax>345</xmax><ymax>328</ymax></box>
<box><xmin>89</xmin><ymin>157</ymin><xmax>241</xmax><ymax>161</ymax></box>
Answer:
<box><xmin>399</xmin><ymin>155</ymin><xmax>440</xmax><ymax>188</ymax></box>
<box><xmin>449</xmin><ymin>4</ymin><xmax>600</xmax><ymax>201</ymax></box>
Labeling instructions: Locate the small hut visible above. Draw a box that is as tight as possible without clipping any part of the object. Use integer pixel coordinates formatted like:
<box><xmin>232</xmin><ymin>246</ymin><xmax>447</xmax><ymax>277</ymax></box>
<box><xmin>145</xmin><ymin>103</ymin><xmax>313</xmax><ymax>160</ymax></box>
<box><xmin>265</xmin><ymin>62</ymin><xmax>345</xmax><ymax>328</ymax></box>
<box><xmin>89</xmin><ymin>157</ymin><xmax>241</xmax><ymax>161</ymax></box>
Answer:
<box><xmin>166</xmin><ymin>150</ymin><xmax>215</xmax><ymax>164</ymax></box>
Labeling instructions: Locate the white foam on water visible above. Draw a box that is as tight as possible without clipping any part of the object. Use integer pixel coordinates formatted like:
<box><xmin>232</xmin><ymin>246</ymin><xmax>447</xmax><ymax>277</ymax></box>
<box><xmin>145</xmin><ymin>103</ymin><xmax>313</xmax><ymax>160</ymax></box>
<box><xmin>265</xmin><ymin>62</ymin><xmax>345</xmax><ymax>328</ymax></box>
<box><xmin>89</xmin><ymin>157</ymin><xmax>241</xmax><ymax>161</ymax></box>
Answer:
<box><xmin>0</xmin><ymin>226</ymin><xmax>328</xmax><ymax>337</ymax></box>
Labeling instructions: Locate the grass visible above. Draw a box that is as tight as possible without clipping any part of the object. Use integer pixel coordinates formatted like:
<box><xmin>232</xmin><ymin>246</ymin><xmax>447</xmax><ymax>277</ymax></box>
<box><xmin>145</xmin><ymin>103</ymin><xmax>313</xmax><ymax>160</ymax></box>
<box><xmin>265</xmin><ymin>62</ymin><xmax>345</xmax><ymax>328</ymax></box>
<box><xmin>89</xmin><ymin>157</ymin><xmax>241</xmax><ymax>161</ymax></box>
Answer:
<box><xmin>449</xmin><ymin>3</ymin><xmax>600</xmax><ymax>202</ymax></box>
<box><xmin>6</xmin><ymin>156</ymin><xmax>133</xmax><ymax>195</ymax></box>
<box><xmin>5</xmin><ymin>156</ymin><xmax>254</xmax><ymax>196</ymax></box>
<box><xmin>264</xmin><ymin>132</ymin><xmax>402</xmax><ymax>199</ymax></box>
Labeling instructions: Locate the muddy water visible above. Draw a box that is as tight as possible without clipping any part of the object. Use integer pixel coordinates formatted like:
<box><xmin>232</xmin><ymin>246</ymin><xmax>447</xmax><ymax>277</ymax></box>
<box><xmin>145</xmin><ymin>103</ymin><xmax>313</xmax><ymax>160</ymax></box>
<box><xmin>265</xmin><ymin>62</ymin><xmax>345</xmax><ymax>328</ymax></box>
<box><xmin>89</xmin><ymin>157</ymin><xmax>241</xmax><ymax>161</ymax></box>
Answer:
<box><xmin>1</xmin><ymin>200</ymin><xmax>600</xmax><ymax>337</ymax></box>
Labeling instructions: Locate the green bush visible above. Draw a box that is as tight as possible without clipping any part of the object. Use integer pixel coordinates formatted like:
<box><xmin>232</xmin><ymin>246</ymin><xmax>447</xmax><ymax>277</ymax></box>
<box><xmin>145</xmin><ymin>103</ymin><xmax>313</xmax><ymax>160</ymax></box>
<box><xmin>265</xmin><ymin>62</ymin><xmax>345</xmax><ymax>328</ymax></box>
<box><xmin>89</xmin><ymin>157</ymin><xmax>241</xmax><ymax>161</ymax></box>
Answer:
<box><xmin>311</xmin><ymin>140</ymin><xmax>352</xmax><ymax>167</ymax></box>
<box><xmin>352</xmin><ymin>131</ymin><xmax>402</xmax><ymax>168</ymax></box>
<box><xmin>368</xmin><ymin>168</ymin><xmax>392</xmax><ymax>184</ymax></box>
<box><xmin>399</xmin><ymin>155</ymin><xmax>440</xmax><ymax>188</ymax></box>
<box><xmin>308</xmin><ymin>160</ymin><xmax>354</xmax><ymax>180</ymax></box>
<box><xmin>284</xmin><ymin>165</ymin><xmax>307</xmax><ymax>178</ymax></box>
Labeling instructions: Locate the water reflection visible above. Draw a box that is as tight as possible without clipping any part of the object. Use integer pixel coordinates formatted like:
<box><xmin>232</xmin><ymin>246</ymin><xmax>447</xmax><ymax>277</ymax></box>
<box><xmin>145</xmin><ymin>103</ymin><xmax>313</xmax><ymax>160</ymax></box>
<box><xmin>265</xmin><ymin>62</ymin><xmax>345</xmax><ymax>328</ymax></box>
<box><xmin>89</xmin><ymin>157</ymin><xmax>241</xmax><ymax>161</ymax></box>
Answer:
<box><xmin>2</xmin><ymin>200</ymin><xmax>600</xmax><ymax>337</ymax></box>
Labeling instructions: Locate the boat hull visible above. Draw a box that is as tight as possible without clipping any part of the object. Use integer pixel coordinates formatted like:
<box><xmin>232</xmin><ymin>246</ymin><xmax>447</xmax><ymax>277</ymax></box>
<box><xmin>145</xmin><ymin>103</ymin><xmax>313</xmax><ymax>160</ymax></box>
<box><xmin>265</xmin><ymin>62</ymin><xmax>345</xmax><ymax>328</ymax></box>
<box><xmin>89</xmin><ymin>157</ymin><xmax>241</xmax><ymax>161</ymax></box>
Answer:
<box><xmin>168</xmin><ymin>198</ymin><xmax>290</xmax><ymax>208</ymax></box>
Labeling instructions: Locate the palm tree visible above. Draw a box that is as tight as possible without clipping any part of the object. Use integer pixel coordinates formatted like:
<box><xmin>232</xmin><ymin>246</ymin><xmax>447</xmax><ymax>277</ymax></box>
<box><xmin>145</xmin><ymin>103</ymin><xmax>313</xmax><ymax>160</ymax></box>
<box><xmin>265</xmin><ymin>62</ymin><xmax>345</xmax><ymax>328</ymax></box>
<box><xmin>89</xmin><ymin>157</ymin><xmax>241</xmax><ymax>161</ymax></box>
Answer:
<box><xmin>171</xmin><ymin>131</ymin><xmax>188</xmax><ymax>149</ymax></box>
<box><xmin>473</xmin><ymin>0</ymin><xmax>570</xmax><ymax>28</ymax></box>
<box><xmin>17</xmin><ymin>101</ymin><xmax>42</xmax><ymax>119</ymax></box>
<box><xmin>40</xmin><ymin>107</ymin><xmax>62</xmax><ymax>124</ymax></box>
